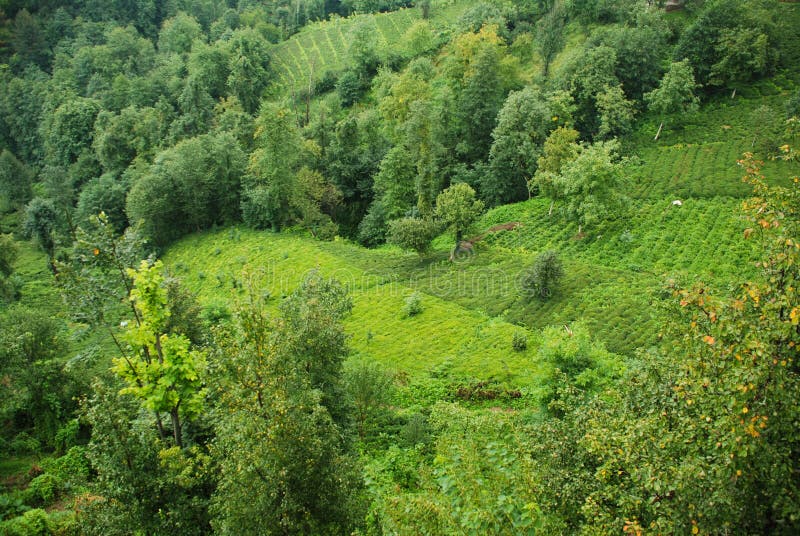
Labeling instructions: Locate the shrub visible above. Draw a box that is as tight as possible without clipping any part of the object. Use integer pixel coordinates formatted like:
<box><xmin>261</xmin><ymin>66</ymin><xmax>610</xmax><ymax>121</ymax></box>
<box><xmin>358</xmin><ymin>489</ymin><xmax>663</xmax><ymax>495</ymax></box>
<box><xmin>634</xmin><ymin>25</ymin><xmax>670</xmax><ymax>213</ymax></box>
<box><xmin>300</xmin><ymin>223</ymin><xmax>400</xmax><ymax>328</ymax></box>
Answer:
<box><xmin>399</xmin><ymin>413</ymin><xmax>430</xmax><ymax>447</ymax></box>
<box><xmin>512</xmin><ymin>331</ymin><xmax>528</xmax><ymax>352</ymax></box>
<box><xmin>25</xmin><ymin>473</ymin><xmax>62</xmax><ymax>506</ymax></box>
<box><xmin>521</xmin><ymin>250</ymin><xmax>564</xmax><ymax>299</ymax></box>
<box><xmin>402</xmin><ymin>292</ymin><xmax>423</xmax><ymax>317</ymax></box>
<box><xmin>387</xmin><ymin>218</ymin><xmax>439</xmax><ymax>255</ymax></box>
<box><xmin>0</xmin><ymin>508</ymin><xmax>50</xmax><ymax>536</ymax></box>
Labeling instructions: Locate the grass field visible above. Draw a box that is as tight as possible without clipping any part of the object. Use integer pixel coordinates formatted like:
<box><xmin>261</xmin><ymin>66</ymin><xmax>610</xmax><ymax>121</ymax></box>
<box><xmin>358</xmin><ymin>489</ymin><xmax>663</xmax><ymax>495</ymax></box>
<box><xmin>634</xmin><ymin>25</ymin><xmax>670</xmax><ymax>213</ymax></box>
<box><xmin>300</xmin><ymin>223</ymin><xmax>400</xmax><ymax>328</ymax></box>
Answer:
<box><xmin>165</xmin><ymin>228</ymin><xmax>549</xmax><ymax>394</ymax></box>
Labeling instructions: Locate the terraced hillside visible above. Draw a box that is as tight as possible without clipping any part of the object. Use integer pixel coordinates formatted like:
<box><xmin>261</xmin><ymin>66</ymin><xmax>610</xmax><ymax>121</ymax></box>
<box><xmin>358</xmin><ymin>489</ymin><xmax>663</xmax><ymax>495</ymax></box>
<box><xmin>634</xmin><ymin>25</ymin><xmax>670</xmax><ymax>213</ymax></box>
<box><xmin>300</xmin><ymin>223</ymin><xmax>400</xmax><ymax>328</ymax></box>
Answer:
<box><xmin>269</xmin><ymin>1</ymin><xmax>472</xmax><ymax>91</ymax></box>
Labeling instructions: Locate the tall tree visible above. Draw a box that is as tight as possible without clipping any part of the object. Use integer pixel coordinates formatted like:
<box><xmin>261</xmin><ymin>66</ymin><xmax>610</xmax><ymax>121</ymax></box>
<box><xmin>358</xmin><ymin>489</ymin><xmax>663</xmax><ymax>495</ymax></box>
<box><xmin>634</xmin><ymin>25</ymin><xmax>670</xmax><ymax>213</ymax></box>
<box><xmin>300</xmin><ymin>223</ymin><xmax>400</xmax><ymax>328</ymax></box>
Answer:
<box><xmin>644</xmin><ymin>59</ymin><xmax>700</xmax><ymax>140</ymax></box>
<box><xmin>552</xmin><ymin>140</ymin><xmax>627</xmax><ymax>234</ymax></box>
<box><xmin>211</xmin><ymin>273</ymin><xmax>364</xmax><ymax>535</ymax></box>
<box><xmin>113</xmin><ymin>260</ymin><xmax>206</xmax><ymax>448</ymax></box>
<box><xmin>435</xmin><ymin>183</ymin><xmax>485</xmax><ymax>245</ymax></box>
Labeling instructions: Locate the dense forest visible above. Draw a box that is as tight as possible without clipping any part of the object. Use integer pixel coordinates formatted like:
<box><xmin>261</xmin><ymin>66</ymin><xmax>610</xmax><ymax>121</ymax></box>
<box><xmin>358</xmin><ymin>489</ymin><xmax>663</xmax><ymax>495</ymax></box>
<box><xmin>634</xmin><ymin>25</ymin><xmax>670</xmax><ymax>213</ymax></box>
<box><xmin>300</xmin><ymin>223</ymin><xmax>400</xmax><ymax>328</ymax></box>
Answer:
<box><xmin>1</xmin><ymin>0</ymin><xmax>800</xmax><ymax>533</ymax></box>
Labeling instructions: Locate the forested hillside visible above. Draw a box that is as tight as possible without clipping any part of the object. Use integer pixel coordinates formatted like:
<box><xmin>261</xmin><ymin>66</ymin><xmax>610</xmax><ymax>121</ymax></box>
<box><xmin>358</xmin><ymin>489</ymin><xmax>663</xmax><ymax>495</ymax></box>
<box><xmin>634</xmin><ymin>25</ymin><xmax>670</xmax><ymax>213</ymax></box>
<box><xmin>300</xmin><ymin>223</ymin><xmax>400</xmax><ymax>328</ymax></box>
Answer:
<box><xmin>1</xmin><ymin>0</ymin><xmax>800</xmax><ymax>534</ymax></box>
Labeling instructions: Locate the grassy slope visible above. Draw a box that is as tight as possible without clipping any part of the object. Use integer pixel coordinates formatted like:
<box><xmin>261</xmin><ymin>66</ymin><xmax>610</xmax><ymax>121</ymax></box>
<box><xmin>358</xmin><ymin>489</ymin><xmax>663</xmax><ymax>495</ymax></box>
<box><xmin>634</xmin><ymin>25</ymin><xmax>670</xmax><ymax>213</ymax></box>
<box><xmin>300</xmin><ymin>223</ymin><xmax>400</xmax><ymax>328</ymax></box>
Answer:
<box><xmin>165</xmin><ymin>229</ymin><xmax>548</xmax><ymax>391</ymax></box>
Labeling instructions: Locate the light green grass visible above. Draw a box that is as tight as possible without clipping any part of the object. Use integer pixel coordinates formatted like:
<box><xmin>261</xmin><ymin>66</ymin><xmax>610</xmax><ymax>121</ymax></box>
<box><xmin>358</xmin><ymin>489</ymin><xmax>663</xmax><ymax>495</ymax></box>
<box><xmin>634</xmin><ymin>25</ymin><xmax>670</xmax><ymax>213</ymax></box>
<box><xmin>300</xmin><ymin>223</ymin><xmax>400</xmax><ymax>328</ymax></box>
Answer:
<box><xmin>164</xmin><ymin>227</ymin><xmax>547</xmax><ymax>388</ymax></box>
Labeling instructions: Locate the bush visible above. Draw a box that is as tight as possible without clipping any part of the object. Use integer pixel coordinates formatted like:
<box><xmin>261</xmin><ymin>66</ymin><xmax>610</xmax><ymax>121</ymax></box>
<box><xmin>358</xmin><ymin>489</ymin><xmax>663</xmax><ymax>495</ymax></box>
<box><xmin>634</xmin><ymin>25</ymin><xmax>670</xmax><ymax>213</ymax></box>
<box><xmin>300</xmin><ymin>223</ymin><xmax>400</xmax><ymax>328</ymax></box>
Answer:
<box><xmin>402</xmin><ymin>292</ymin><xmax>424</xmax><ymax>318</ymax></box>
<box><xmin>387</xmin><ymin>218</ymin><xmax>439</xmax><ymax>255</ymax></box>
<box><xmin>521</xmin><ymin>250</ymin><xmax>564</xmax><ymax>299</ymax></box>
<box><xmin>0</xmin><ymin>508</ymin><xmax>50</xmax><ymax>536</ymax></box>
<box><xmin>512</xmin><ymin>331</ymin><xmax>528</xmax><ymax>352</ymax></box>
<box><xmin>25</xmin><ymin>473</ymin><xmax>62</xmax><ymax>506</ymax></box>
<box><xmin>399</xmin><ymin>413</ymin><xmax>430</xmax><ymax>447</ymax></box>
<box><xmin>0</xmin><ymin>494</ymin><xmax>29</xmax><ymax>521</ymax></box>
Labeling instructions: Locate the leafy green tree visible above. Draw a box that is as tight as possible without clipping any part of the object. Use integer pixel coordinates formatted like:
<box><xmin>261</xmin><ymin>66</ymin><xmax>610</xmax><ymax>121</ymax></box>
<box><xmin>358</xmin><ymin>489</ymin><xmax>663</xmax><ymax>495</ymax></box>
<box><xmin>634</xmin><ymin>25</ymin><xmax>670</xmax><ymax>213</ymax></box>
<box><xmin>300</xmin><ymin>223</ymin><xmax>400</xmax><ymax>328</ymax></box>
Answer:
<box><xmin>0</xmin><ymin>234</ymin><xmax>19</xmax><ymax>302</ymax></box>
<box><xmin>709</xmin><ymin>27</ymin><xmax>770</xmax><ymax>91</ymax></box>
<box><xmin>344</xmin><ymin>358</ymin><xmax>394</xmax><ymax>439</ymax></box>
<box><xmin>403</xmin><ymin>19</ymin><xmax>437</xmax><ymax>58</ymax></box>
<box><xmin>347</xmin><ymin>15</ymin><xmax>380</xmax><ymax>75</ymax></box>
<box><xmin>241</xmin><ymin>104</ymin><xmax>302</xmax><ymax>231</ymax></box>
<box><xmin>533</xmin><ymin>126</ymin><xmax>581</xmax><ymax>202</ymax></box>
<box><xmin>387</xmin><ymin>217</ymin><xmax>439</xmax><ymax>255</ymax></box>
<box><xmin>80</xmin><ymin>381</ymin><xmax>214</xmax><ymax>536</ymax></box>
<box><xmin>0</xmin><ymin>149</ymin><xmax>33</xmax><ymax>209</ymax></box>
<box><xmin>536</xmin><ymin>4</ymin><xmax>565</xmax><ymax>78</ymax></box>
<box><xmin>487</xmin><ymin>88</ymin><xmax>574</xmax><ymax>206</ymax></box>
<box><xmin>76</xmin><ymin>173</ymin><xmax>129</xmax><ymax>233</ymax></box>
<box><xmin>673</xmin><ymin>0</ymin><xmax>776</xmax><ymax>87</ymax></box>
<box><xmin>587</xmin><ymin>21</ymin><xmax>668</xmax><ymax>101</ymax></box>
<box><xmin>0</xmin><ymin>306</ymin><xmax>71</xmax><ymax>449</ymax></box>
<box><xmin>521</xmin><ymin>249</ymin><xmax>563</xmax><ymax>299</ymax></box>
<box><xmin>225</xmin><ymin>28</ymin><xmax>272</xmax><ymax>114</ymax></box>
<box><xmin>644</xmin><ymin>59</ymin><xmax>700</xmax><ymax>139</ymax></box>
<box><xmin>113</xmin><ymin>260</ymin><xmax>206</xmax><ymax>448</ymax></box>
<box><xmin>595</xmin><ymin>84</ymin><xmax>635</xmax><ymax>140</ymax></box>
<box><xmin>435</xmin><ymin>183</ymin><xmax>485</xmax><ymax>245</ymax></box>
<box><xmin>158</xmin><ymin>12</ymin><xmax>203</xmax><ymax>55</ymax></box>
<box><xmin>373</xmin><ymin>144</ymin><xmax>417</xmax><ymax>220</ymax></box>
<box><xmin>324</xmin><ymin>110</ymin><xmax>388</xmax><ymax>235</ymax></box>
<box><xmin>211</xmin><ymin>273</ymin><xmax>364</xmax><ymax>535</ymax></box>
<box><xmin>542</xmin><ymin>151</ymin><xmax>800</xmax><ymax>534</ymax></box>
<box><xmin>126</xmin><ymin>132</ymin><xmax>246</xmax><ymax>248</ymax></box>
<box><xmin>24</xmin><ymin>197</ymin><xmax>59</xmax><ymax>268</ymax></box>
<box><xmin>454</xmin><ymin>44</ymin><xmax>508</xmax><ymax>165</ymax></box>
<box><xmin>43</xmin><ymin>97</ymin><xmax>102</xmax><ymax>168</ymax></box>
<box><xmin>552</xmin><ymin>140</ymin><xmax>627</xmax><ymax>234</ymax></box>
<box><xmin>558</xmin><ymin>44</ymin><xmax>619</xmax><ymax>136</ymax></box>
<box><xmin>93</xmin><ymin>106</ymin><xmax>163</xmax><ymax>175</ymax></box>
<box><xmin>377</xmin><ymin>404</ymin><xmax>539</xmax><ymax>534</ymax></box>
<box><xmin>12</xmin><ymin>9</ymin><xmax>50</xmax><ymax>69</ymax></box>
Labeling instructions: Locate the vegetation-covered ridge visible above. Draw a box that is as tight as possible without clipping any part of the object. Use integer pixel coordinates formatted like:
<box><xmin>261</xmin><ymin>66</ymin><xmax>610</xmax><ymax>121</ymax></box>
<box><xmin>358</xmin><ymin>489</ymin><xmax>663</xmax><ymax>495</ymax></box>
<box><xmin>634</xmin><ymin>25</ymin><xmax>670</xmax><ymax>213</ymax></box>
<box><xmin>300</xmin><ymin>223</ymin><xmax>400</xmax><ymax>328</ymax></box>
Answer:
<box><xmin>1</xmin><ymin>0</ymin><xmax>800</xmax><ymax>534</ymax></box>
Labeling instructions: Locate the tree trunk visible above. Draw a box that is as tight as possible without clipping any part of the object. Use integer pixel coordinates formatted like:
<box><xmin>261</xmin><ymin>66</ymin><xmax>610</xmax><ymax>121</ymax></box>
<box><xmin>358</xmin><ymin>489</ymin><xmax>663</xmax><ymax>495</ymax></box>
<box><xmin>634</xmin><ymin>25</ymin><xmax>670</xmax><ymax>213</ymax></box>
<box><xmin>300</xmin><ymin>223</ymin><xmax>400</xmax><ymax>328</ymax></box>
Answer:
<box><xmin>654</xmin><ymin>121</ymin><xmax>664</xmax><ymax>141</ymax></box>
<box><xmin>548</xmin><ymin>200</ymin><xmax>554</xmax><ymax>216</ymax></box>
<box><xmin>171</xmin><ymin>407</ymin><xmax>182</xmax><ymax>448</ymax></box>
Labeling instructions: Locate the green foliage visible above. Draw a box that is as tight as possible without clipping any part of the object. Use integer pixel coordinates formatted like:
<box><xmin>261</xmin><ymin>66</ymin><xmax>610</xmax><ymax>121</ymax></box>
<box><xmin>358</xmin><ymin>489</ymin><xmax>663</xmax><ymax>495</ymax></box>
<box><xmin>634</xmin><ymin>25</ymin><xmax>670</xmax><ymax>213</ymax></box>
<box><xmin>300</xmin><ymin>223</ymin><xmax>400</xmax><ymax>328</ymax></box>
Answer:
<box><xmin>76</xmin><ymin>174</ymin><xmax>129</xmax><ymax>234</ymax></box>
<box><xmin>387</xmin><ymin>217</ymin><xmax>439</xmax><ymax>255</ymax></box>
<box><xmin>709</xmin><ymin>27</ymin><xmax>770</xmax><ymax>90</ymax></box>
<box><xmin>158</xmin><ymin>12</ymin><xmax>203</xmax><ymax>55</ymax></box>
<box><xmin>23</xmin><ymin>197</ymin><xmax>59</xmax><ymax>261</ymax></box>
<box><xmin>344</xmin><ymin>358</ymin><xmax>395</xmax><ymax>439</ymax></box>
<box><xmin>113</xmin><ymin>260</ymin><xmax>206</xmax><ymax>447</ymax></box>
<box><xmin>225</xmin><ymin>27</ymin><xmax>272</xmax><ymax>114</ymax></box>
<box><xmin>644</xmin><ymin>59</ymin><xmax>700</xmax><ymax>127</ymax></box>
<box><xmin>43</xmin><ymin>97</ymin><xmax>102</xmax><ymax>168</ymax></box>
<box><xmin>80</xmin><ymin>381</ymin><xmax>213</xmax><ymax>535</ymax></box>
<box><xmin>521</xmin><ymin>250</ymin><xmax>563</xmax><ymax>300</ymax></box>
<box><xmin>374</xmin><ymin>404</ymin><xmax>540</xmax><ymax>534</ymax></box>
<box><xmin>0</xmin><ymin>234</ymin><xmax>20</xmax><ymax>303</ymax></box>
<box><xmin>434</xmin><ymin>183</ymin><xmax>484</xmax><ymax>243</ymax></box>
<box><xmin>0</xmin><ymin>508</ymin><xmax>50</xmax><ymax>536</ymax></box>
<box><xmin>211</xmin><ymin>274</ymin><xmax>364</xmax><ymax>535</ymax></box>
<box><xmin>487</xmin><ymin>87</ymin><xmax>574</xmax><ymax>205</ymax></box>
<box><xmin>0</xmin><ymin>150</ymin><xmax>33</xmax><ymax>210</ymax></box>
<box><xmin>532</xmin><ymin>126</ymin><xmax>581</xmax><ymax>198</ymax></box>
<box><xmin>126</xmin><ymin>131</ymin><xmax>246</xmax><ymax>248</ymax></box>
<box><xmin>402</xmin><ymin>291</ymin><xmax>424</xmax><ymax>317</ymax></box>
<box><xmin>511</xmin><ymin>331</ymin><xmax>527</xmax><ymax>352</ymax></box>
<box><xmin>595</xmin><ymin>84</ymin><xmax>635</xmax><ymax>140</ymax></box>
<box><xmin>535</xmin><ymin>4</ymin><xmax>565</xmax><ymax>78</ymax></box>
<box><xmin>557</xmin><ymin>44</ymin><xmax>618</xmax><ymax>136</ymax></box>
<box><xmin>0</xmin><ymin>306</ymin><xmax>70</xmax><ymax>450</ymax></box>
<box><xmin>551</xmin><ymin>140</ymin><xmax>628</xmax><ymax>232</ymax></box>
